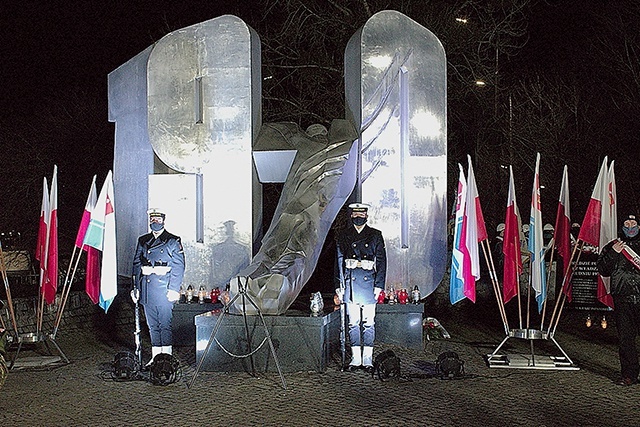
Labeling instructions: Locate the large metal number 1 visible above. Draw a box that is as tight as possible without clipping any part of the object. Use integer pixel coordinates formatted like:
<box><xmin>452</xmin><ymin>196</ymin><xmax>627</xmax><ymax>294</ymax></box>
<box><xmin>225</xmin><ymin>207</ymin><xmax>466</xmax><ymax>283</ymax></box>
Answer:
<box><xmin>109</xmin><ymin>16</ymin><xmax>261</xmax><ymax>290</ymax></box>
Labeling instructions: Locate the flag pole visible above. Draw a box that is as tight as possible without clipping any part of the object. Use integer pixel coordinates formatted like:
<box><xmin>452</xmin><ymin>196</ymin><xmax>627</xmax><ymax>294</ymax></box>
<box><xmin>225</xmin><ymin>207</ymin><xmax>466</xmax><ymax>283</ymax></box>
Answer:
<box><xmin>52</xmin><ymin>246</ymin><xmax>83</xmax><ymax>338</ymax></box>
<box><xmin>540</xmin><ymin>242</ymin><xmax>556</xmax><ymax>330</ymax></box>
<box><xmin>515</xmin><ymin>235</ymin><xmax>523</xmax><ymax>330</ymax></box>
<box><xmin>0</xmin><ymin>244</ymin><xmax>19</xmax><ymax>337</ymax></box>
<box><xmin>481</xmin><ymin>240</ymin><xmax>509</xmax><ymax>334</ymax></box>
<box><xmin>548</xmin><ymin>241</ymin><xmax>584</xmax><ymax>336</ymax></box>
<box><xmin>526</xmin><ymin>255</ymin><xmax>532</xmax><ymax>330</ymax></box>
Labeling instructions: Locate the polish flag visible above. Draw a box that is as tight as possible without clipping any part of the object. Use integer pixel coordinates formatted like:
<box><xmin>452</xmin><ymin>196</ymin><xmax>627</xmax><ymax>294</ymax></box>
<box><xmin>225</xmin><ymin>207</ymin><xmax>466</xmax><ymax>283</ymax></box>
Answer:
<box><xmin>554</xmin><ymin>166</ymin><xmax>573</xmax><ymax>301</ymax></box>
<box><xmin>43</xmin><ymin>166</ymin><xmax>59</xmax><ymax>305</ymax></box>
<box><xmin>503</xmin><ymin>166</ymin><xmax>522</xmax><ymax>304</ymax></box>
<box><xmin>578</xmin><ymin>158</ymin><xmax>614</xmax><ymax>308</ymax></box>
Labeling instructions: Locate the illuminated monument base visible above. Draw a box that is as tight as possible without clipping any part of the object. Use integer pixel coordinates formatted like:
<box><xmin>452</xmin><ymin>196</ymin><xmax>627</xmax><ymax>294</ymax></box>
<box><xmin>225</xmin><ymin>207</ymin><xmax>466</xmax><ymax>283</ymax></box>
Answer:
<box><xmin>193</xmin><ymin>303</ymin><xmax>423</xmax><ymax>372</ymax></box>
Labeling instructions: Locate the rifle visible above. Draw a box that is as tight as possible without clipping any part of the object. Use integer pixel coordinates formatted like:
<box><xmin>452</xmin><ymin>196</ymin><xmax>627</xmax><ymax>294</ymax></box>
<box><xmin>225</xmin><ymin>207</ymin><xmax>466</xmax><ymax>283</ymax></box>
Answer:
<box><xmin>131</xmin><ymin>275</ymin><xmax>142</xmax><ymax>368</ymax></box>
<box><xmin>338</xmin><ymin>263</ymin><xmax>348</xmax><ymax>370</ymax></box>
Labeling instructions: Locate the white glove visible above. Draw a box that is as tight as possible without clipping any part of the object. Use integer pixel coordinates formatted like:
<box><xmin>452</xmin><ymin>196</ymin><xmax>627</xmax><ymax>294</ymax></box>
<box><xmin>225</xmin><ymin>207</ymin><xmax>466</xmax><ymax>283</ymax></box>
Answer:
<box><xmin>335</xmin><ymin>288</ymin><xmax>344</xmax><ymax>303</ymax></box>
<box><xmin>374</xmin><ymin>287</ymin><xmax>383</xmax><ymax>300</ymax></box>
<box><xmin>130</xmin><ymin>289</ymin><xmax>139</xmax><ymax>303</ymax></box>
<box><xmin>167</xmin><ymin>289</ymin><xmax>180</xmax><ymax>302</ymax></box>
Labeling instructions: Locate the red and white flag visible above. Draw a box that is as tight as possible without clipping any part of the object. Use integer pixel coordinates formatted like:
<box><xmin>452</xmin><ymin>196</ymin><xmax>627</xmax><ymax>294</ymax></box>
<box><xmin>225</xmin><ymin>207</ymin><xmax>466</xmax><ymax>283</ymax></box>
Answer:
<box><xmin>43</xmin><ymin>166</ymin><xmax>59</xmax><ymax>305</ymax></box>
<box><xmin>503</xmin><ymin>166</ymin><xmax>522</xmax><ymax>304</ymax></box>
<box><xmin>578</xmin><ymin>158</ymin><xmax>614</xmax><ymax>308</ymax></box>
<box><xmin>554</xmin><ymin>166</ymin><xmax>573</xmax><ymax>300</ymax></box>
<box><xmin>463</xmin><ymin>155</ymin><xmax>487</xmax><ymax>302</ymax></box>
<box><xmin>35</xmin><ymin>177</ymin><xmax>49</xmax><ymax>266</ymax></box>
<box><xmin>75</xmin><ymin>176</ymin><xmax>101</xmax><ymax>304</ymax></box>
<box><xmin>36</xmin><ymin>177</ymin><xmax>49</xmax><ymax>300</ymax></box>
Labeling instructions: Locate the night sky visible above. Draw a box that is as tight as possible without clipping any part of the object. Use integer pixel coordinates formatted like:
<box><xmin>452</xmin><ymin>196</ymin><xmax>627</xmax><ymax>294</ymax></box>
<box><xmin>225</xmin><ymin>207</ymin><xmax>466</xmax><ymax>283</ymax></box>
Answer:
<box><xmin>0</xmin><ymin>1</ymin><xmax>635</xmax><ymax>250</ymax></box>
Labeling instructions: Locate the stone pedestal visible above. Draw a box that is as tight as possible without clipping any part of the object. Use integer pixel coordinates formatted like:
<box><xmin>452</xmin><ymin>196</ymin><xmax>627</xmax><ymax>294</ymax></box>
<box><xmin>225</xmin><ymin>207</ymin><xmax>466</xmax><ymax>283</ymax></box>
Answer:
<box><xmin>173</xmin><ymin>302</ymin><xmax>223</xmax><ymax>346</ymax></box>
<box><xmin>195</xmin><ymin>308</ymin><xmax>340</xmax><ymax>373</ymax></box>
<box><xmin>194</xmin><ymin>302</ymin><xmax>424</xmax><ymax>372</ymax></box>
<box><xmin>375</xmin><ymin>303</ymin><xmax>424</xmax><ymax>349</ymax></box>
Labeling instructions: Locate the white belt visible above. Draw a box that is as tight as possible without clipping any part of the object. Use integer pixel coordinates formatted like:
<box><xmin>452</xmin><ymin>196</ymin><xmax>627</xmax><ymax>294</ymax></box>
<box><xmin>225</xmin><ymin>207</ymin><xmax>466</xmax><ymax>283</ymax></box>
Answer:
<box><xmin>141</xmin><ymin>265</ymin><xmax>172</xmax><ymax>276</ymax></box>
<box><xmin>345</xmin><ymin>259</ymin><xmax>375</xmax><ymax>270</ymax></box>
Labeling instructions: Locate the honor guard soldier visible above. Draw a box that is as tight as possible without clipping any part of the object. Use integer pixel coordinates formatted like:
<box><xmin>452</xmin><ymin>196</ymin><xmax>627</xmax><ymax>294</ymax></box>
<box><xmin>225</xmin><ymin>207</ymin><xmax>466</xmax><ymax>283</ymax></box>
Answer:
<box><xmin>132</xmin><ymin>209</ymin><xmax>185</xmax><ymax>366</ymax></box>
<box><xmin>335</xmin><ymin>203</ymin><xmax>387</xmax><ymax>372</ymax></box>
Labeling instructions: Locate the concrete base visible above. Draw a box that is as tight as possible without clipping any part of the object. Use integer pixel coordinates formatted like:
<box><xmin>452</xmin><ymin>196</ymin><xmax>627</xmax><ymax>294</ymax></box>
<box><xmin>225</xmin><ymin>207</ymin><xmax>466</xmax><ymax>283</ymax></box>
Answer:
<box><xmin>173</xmin><ymin>302</ymin><xmax>223</xmax><ymax>346</ymax></box>
<box><xmin>194</xmin><ymin>302</ymin><xmax>424</xmax><ymax>373</ymax></box>
<box><xmin>195</xmin><ymin>308</ymin><xmax>340</xmax><ymax>373</ymax></box>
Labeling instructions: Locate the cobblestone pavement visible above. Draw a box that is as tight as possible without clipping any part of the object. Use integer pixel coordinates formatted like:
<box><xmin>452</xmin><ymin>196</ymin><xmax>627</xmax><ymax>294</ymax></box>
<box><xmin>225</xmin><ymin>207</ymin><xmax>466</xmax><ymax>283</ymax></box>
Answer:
<box><xmin>1</xmin><ymin>302</ymin><xmax>639</xmax><ymax>427</ymax></box>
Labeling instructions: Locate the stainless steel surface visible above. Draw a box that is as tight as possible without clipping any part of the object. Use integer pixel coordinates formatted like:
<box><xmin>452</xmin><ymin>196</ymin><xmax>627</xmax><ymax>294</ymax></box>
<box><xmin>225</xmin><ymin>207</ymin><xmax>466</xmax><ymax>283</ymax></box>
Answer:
<box><xmin>109</xmin><ymin>16</ymin><xmax>262</xmax><ymax>290</ymax></box>
<box><xmin>344</xmin><ymin>10</ymin><xmax>448</xmax><ymax>298</ymax></box>
<box><xmin>232</xmin><ymin>121</ymin><xmax>358</xmax><ymax>315</ymax></box>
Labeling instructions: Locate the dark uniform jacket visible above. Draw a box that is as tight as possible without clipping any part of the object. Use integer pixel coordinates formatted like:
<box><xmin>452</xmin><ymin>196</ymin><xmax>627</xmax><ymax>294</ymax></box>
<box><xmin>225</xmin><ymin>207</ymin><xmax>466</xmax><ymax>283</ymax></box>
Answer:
<box><xmin>132</xmin><ymin>230</ymin><xmax>186</xmax><ymax>306</ymax></box>
<box><xmin>335</xmin><ymin>225</ymin><xmax>386</xmax><ymax>304</ymax></box>
<box><xmin>597</xmin><ymin>234</ymin><xmax>640</xmax><ymax>296</ymax></box>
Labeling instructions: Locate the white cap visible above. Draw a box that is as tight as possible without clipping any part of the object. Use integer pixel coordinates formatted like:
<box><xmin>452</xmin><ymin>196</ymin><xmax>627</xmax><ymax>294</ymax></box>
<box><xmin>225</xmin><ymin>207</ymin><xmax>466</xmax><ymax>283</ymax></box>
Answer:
<box><xmin>348</xmin><ymin>203</ymin><xmax>370</xmax><ymax>212</ymax></box>
<box><xmin>543</xmin><ymin>223</ymin><xmax>554</xmax><ymax>231</ymax></box>
<box><xmin>496</xmin><ymin>223</ymin><xmax>505</xmax><ymax>232</ymax></box>
<box><xmin>147</xmin><ymin>208</ymin><xmax>165</xmax><ymax>218</ymax></box>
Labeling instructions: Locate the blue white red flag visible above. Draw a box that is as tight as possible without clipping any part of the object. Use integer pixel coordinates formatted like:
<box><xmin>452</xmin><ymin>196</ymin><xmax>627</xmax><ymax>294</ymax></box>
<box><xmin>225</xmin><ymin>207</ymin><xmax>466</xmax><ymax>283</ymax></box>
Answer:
<box><xmin>528</xmin><ymin>154</ymin><xmax>546</xmax><ymax>312</ymax></box>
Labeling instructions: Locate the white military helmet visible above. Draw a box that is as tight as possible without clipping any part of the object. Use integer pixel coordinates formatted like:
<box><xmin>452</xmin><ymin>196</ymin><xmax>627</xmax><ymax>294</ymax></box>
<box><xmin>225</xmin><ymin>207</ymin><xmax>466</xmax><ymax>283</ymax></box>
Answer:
<box><xmin>496</xmin><ymin>223</ymin><xmax>505</xmax><ymax>233</ymax></box>
<box><xmin>543</xmin><ymin>223</ymin><xmax>554</xmax><ymax>231</ymax></box>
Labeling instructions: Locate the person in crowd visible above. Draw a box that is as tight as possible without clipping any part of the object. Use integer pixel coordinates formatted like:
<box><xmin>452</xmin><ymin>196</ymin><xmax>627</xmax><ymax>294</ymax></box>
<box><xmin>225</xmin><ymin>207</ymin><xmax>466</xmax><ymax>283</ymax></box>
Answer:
<box><xmin>597</xmin><ymin>214</ymin><xmax>640</xmax><ymax>386</ymax></box>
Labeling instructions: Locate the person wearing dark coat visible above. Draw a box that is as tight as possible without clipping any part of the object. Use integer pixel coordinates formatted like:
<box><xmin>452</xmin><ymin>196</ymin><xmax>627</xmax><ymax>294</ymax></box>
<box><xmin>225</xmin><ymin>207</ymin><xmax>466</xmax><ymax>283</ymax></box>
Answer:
<box><xmin>334</xmin><ymin>203</ymin><xmax>387</xmax><ymax>372</ymax></box>
<box><xmin>597</xmin><ymin>214</ymin><xmax>640</xmax><ymax>386</ymax></box>
<box><xmin>132</xmin><ymin>209</ymin><xmax>185</xmax><ymax>366</ymax></box>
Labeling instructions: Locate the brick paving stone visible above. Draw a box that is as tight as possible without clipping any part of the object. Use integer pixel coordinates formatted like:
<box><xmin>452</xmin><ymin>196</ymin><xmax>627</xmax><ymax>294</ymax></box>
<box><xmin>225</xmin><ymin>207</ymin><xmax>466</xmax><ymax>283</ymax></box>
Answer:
<box><xmin>1</xmin><ymin>295</ymin><xmax>639</xmax><ymax>427</ymax></box>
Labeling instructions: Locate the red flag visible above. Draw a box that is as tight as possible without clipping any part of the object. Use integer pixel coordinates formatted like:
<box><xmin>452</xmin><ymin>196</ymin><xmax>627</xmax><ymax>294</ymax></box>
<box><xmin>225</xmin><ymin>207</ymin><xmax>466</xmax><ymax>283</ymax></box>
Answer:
<box><xmin>43</xmin><ymin>166</ymin><xmax>59</xmax><ymax>305</ymax></box>
<box><xmin>554</xmin><ymin>166</ymin><xmax>573</xmax><ymax>301</ymax></box>
<box><xmin>578</xmin><ymin>158</ymin><xmax>614</xmax><ymax>308</ymax></box>
<box><xmin>35</xmin><ymin>177</ymin><xmax>49</xmax><ymax>264</ymax></box>
<box><xmin>503</xmin><ymin>166</ymin><xmax>522</xmax><ymax>304</ymax></box>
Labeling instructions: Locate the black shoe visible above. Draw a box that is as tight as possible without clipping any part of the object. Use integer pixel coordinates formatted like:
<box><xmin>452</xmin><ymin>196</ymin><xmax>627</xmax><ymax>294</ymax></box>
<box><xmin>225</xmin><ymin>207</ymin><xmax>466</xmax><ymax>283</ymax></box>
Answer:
<box><xmin>345</xmin><ymin>365</ymin><xmax>360</xmax><ymax>372</ymax></box>
<box><xmin>616</xmin><ymin>377</ymin><xmax>637</xmax><ymax>386</ymax></box>
<box><xmin>363</xmin><ymin>365</ymin><xmax>374</xmax><ymax>374</ymax></box>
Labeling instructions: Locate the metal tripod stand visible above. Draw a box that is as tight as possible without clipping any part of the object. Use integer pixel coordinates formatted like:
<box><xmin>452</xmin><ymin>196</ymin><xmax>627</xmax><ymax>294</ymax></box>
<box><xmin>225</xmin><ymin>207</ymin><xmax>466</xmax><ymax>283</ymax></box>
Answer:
<box><xmin>188</xmin><ymin>277</ymin><xmax>286</xmax><ymax>389</ymax></box>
